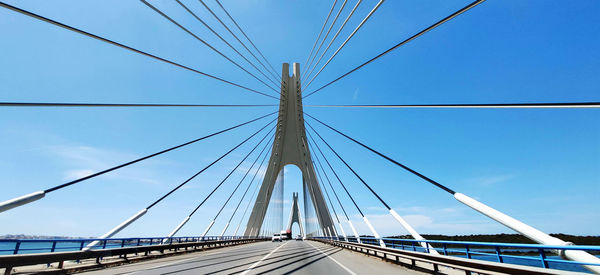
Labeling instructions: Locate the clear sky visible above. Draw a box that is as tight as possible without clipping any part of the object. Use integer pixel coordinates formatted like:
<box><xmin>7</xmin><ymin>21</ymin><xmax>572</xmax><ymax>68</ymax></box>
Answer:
<box><xmin>0</xmin><ymin>0</ymin><xmax>598</xmax><ymax>238</ymax></box>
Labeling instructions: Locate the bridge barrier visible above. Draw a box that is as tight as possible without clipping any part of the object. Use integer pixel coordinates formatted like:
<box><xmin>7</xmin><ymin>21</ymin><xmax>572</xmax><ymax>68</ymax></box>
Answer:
<box><xmin>0</xmin><ymin>236</ymin><xmax>268</xmax><ymax>274</ymax></box>
<box><xmin>312</xmin><ymin>237</ymin><xmax>600</xmax><ymax>274</ymax></box>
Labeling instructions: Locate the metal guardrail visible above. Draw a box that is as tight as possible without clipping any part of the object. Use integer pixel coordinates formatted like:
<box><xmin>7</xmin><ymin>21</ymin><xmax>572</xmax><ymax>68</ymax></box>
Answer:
<box><xmin>312</xmin><ymin>238</ymin><xmax>592</xmax><ymax>275</ymax></box>
<box><xmin>0</xmin><ymin>236</ymin><xmax>256</xmax><ymax>255</ymax></box>
<box><xmin>0</xmin><ymin>237</ymin><xmax>268</xmax><ymax>273</ymax></box>
<box><xmin>314</xmin><ymin>236</ymin><xmax>600</xmax><ymax>273</ymax></box>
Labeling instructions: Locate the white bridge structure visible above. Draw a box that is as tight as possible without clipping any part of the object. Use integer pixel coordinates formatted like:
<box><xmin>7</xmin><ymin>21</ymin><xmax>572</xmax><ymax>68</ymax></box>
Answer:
<box><xmin>0</xmin><ymin>0</ymin><xmax>599</xmax><ymax>274</ymax></box>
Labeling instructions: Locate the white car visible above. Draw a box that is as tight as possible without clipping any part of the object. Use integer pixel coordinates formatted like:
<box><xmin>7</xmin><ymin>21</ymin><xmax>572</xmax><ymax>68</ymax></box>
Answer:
<box><xmin>295</xmin><ymin>235</ymin><xmax>303</xmax><ymax>241</ymax></box>
<box><xmin>272</xmin><ymin>233</ymin><xmax>282</xmax><ymax>242</ymax></box>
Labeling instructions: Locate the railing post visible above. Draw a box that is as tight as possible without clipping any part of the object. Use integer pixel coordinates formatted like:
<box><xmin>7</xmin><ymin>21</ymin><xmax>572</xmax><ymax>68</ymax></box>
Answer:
<box><xmin>13</xmin><ymin>241</ymin><xmax>20</xmax><ymax>255</ymax></box>
<box><xmin>465</xmin><ymin>245</ymin><xmax>471</xmax><ymax>259</ymax></box>
<box><xmin>495</xmin><ymin>246</ymin><xmax>503</xmax><ymax>263</ymax></box>
<box><xmin>51</xmin><ymin>241</ymin><xmax>57</xmax><ymax>253</ymax></box>
<box><xmin>443</xmin><ymin>244</ymin><xmax>448</xmax><ymax>256</ymax></box>
<box><xmin>538</xmin><ymin>249</ymin><xmax>549</xmax><ymax>268</ymax></box>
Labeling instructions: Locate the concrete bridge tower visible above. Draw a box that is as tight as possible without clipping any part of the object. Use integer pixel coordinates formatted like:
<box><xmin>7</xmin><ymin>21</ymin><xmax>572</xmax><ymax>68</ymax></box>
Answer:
<box><xmin>244</xmin><ymin>63</ymin><xmax>335</xmax><ymax>237</ymax></box>
<box><xmin>286</xmin><ymin>192</ymin><xmax>305</xmax><ymax>237</ymax></box>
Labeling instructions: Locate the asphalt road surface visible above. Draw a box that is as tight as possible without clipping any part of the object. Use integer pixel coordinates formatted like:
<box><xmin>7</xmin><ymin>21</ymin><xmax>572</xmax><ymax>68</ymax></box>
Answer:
<box><xmin>80</xmin><ymin>240</ymin><xmax>422</xmax><ymax>274</ymax></box>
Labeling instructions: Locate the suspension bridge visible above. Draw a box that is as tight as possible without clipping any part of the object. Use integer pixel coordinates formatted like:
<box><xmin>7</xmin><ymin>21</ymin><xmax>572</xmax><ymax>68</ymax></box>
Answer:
<box><xmin>1</xmin><ymin>0</ymin><xmax>599</xmax><ymax>274</ymax></box>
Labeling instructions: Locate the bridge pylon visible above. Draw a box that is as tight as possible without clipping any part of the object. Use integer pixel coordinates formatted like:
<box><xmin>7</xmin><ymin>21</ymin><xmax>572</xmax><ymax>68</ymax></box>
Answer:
<box><xmin>244</xmin><ymin>63</ymin><xmax>335</xmax><ymax>237</ymax></box>
<box><xmin>286</xmin><ymin>192</ymin><xmax>305</xmax><ymax>238</ymax></box>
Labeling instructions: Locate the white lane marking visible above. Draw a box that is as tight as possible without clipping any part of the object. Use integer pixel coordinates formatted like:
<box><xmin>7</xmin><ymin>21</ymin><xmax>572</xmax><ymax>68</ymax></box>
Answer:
<box><xmin>240</xmin><ymin>241</ymin><xmax>288</xmax><ymax>275</ymax></box>
<box><xmin>307</xmin><ymin>241</ymin><xmax>356</xmax><ymax>275</ymax></box>
<box><xmin>122</xmin><ymin>241</ymin><xmax>270</xmax><ymax>274</ymax></box>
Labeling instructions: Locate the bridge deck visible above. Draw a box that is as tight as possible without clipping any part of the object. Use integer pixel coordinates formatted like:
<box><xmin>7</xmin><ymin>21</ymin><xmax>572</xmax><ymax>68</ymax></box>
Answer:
<box><xmin>79</xmin><ymin>240</ymin><xmax>422</xmax><ymax>275</ymax></box>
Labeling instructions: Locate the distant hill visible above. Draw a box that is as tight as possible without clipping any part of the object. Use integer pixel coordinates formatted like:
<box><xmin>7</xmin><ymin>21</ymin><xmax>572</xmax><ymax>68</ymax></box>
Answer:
<box><xmin>384</xmin><ymin>233</ymin><xmax>600</xmax><ymax>245</ymax></box>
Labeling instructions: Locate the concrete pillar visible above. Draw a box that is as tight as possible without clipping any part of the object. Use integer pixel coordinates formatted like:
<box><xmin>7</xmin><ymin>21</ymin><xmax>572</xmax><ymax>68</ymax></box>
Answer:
<box><xmin>244</xmin><ymin>63</ymin><xmax>335</xmax><ymax>236</ymax></box>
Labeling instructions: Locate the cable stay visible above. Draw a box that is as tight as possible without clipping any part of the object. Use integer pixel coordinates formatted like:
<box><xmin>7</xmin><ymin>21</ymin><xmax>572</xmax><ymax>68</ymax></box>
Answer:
<box><xmin>305</xmin><ymin>114</ymin><xmax>600</xmax><ymax>266</ymax></box>
<box><xmin>0</xmin><ymin>2</ymin><xmax>278</xmax><ymax>100</ymax></box>
<box><xmin>303</xmin><ymin>0</ymin><xmax>338</xmax><ymax>79</ymax></box>
<box><xmin>305</xmin><ymin>102</ymin><xmax>600</xmax><ymax>108</ymax></box>
<box><xmin>304</xmin><ymin>0</ymin><xmax>486</xmax><ymax>98</ymax></box>
<box><xmin>301</xmin><ymin>154</ymin><xmax>333</xmax><ymax>238</ymax></box>
<box><xmin>309</xmin><ymin>145</ymin><xmax>345</xmax><ymax>241</ymax></box>
<box><xmin>0</xmin><ymin>102</ymin><xmax>279</xmax><ymax>108</ymax></box>
<box><xmin>306</xmin><ymin>113</ymin><xmax>454</xmax><ymax>194</ymax></box>
<box><xmin>308</xmin><ymin>141</ymin><xmax>350</xmax><ymax>222</ymax></box>
<box><xmin>222</xmin><ymin>137</ymin><xmax>274</xmax><ymax>238</ymax></box>
<box><xmin>215</xmin><ymin>0</ymin><xmax>279</xmax><ymax>80</ymax></box>
<box><xmin>312</xmin><ymin>161</ymin><xmax>341</xmax><ymax>240</ymax></box>
<box><xmin>305</xmin><ymin>130</ymin><xmax>371</xmax><ymax>245</ymax></box>
<box><xmin>234</xmin><ymin>152</ymin><xmax>271</xmax><ymax>236</ymax></box>
<box><xmin>312</xmin><ymin>158</ymin><xmax>342</xmax><ymax>225</ymax></box>
<box><xmin>82</xmin><ymin>119</ymin><xmax>275</xmax><ymax>250</ymax></box>
<box><xmin>304</xmin><ymin>0</ymin><xmax>349</xmax><ymax>82</ymax></box>
<box><xmin>202</xmin><ymin>132</ymin><xmax>275</xmax><ymax>240</ymax></box>
<box><xmin>303</xmin><ymin>0</ymin><xmax>385</xmax><ymax>91</ymax></box>
<box><xmin>307</xmin><ymin>120</ymin><xmax>437</xmax><ymax>252</ymax></box>
<box><xmin>161</xmin><ymin>130</ymin><xmax>275</xmax><ymax>242</ymax></box>
<box><xmin>303</xmin><ymin>0</ymin><xmax>363</xmax><ymax>83</ymax></box>
<box><xmin>174</xmin><ymin>0</ymin><xmax>280</xmax><ymax>88</ymax></box>
<box><xmin>0</xmin><ymin>112</ymin><xmax>277</xmax><ymax>214</ymax></box>
<box><xmin>140</xmin><ymin>1</ymin><xmax>280</xmax><ymax>95</ymax></box>
<box><xmin>196</xmin><ymin>0</ymin><xmax>281</xmax><ymax>84</ymax></box>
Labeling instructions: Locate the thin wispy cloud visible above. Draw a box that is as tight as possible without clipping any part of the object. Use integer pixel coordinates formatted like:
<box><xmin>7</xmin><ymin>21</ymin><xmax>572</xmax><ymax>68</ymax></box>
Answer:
<box><xmin>44</xmin><ymin>144</ymin><xmax>172</xmax><ymax>186</ymax></box>
<box><xmin>352</xmin><ymin>88</ymin><xmax>360</xmax><ymax>102</ymax></box>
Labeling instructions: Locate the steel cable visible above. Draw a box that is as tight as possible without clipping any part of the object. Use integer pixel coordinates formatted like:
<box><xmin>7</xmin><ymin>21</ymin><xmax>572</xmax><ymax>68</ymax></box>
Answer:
<box><xmin>305</xmin><ymin>113</ymin><xmax>455</xmax><ymax>194</ymax></box>
<box><xmin>197</xmin><ymin>0</ymin><xmax>281</xmax><ymax>84</ymax></box>
<box><xmin>174</xmin><ymin>0</ymin><xmax>280</xmax><ymax>88</ymax></box>
<box><xmin>140</xmin><ymin>0</ymin><xmax>280</xmax><ymax>94</ymax></box>
<box><xmin>43</xmin><ymin>111</ymin><xmax>276</xmax><ymax>193</ymax></box>
<box><xmin>303</xmin><ymin>0</ymin><xmax>338</xmax><ymax>77</ymax></box>
<box><xmin>304</xmin><ymin>0</ymin><xmax>486</xmax><ymax>98</ymax></box>
<box><xmin>303</xmin><ymin>0</ymin><xmax>362</xmax><ymax>83</ymax></box>
<box><xmin>215</xmin><ymin>0</ymin><xmax>279</xmax><ymax>79</ymax></box>
<box><xmin>303</xmin><ymin>0</ymin><xmax>385</xmax><ymax>90</ymax></box>
<box><xmin>146</xmin><ymin>119</ymin><xmax>276</xmax><ymax>209</ymax></box>
<box><xmin>0</xmin><ymin>2</ymin><xmax>278</xmax><ymax>100</ymax></box>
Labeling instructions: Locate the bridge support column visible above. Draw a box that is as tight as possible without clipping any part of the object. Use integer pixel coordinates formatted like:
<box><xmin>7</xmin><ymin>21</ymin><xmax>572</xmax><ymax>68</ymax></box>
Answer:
<box><xmin>244</xmin><ymin>63</ymin><xmax>335</xmax><ymax>237</ymax></box>
<box><xmin>286</xmin><ymin>192</ymin><xmax>305</xmax><ymax>237</ymax></box>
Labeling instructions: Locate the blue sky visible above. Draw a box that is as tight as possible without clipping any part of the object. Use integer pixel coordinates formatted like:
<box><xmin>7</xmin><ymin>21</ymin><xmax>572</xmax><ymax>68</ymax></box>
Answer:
<box><xmin>0</xmin><ymin>0</ymin><xmax>598</xmax><ymax>238</ymax></box>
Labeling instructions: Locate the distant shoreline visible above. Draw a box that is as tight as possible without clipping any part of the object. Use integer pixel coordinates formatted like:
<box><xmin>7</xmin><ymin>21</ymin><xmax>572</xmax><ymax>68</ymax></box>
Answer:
<box><xmin>385</xmin><ymin>233</ymin><xmax>600</xmax><ymax>245</ymax></box>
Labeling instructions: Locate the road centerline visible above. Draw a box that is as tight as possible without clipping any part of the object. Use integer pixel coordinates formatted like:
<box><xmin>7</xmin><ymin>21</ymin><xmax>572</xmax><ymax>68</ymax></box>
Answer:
<box><xmin>240</xmin><ymin>241</ymin><xmax>289</xmax><ymax>274</ymax></box>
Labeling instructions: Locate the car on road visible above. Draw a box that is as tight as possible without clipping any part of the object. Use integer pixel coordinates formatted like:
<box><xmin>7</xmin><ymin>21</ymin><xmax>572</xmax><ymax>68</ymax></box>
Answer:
<box><xmin>272</xmin><ymin>233</ymin><xmax>282</xmax><ymax>242</ymax></box>
<box><xmin>295</xmin><ymin>235</ymin><xmax>303</xmax><ymax>241</ymax></box>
